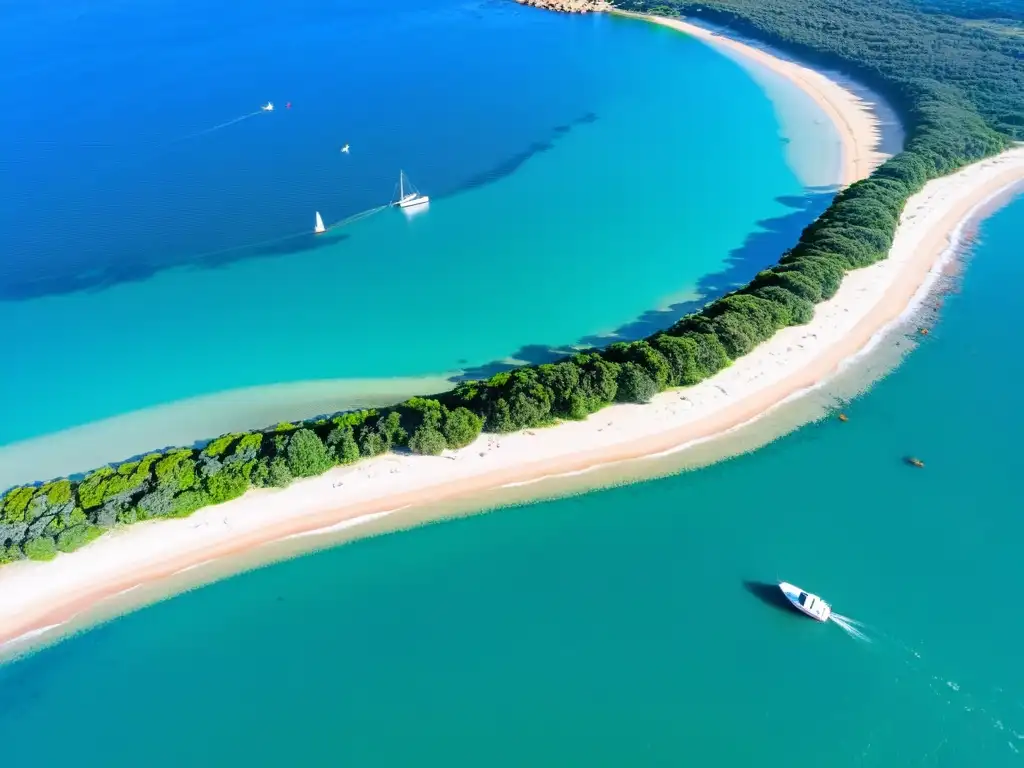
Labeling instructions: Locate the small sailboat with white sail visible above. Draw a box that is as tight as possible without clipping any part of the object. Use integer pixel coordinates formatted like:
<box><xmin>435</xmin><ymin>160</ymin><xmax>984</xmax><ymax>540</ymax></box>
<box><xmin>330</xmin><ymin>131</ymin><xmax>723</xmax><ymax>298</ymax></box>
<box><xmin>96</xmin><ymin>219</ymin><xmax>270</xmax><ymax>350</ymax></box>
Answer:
<box><xmin>261</xmin><ymin>101</ymin><xmax>274</xmax><ymax>112</ymax></box>
<box><xmin>395</xmin><ymin>170</ymin><xmax>429</xmax><ymax>209</ymax></box>
<box><xmin>314</xmin><ymin>211</ymin><xmax>326</xmax><ymax>234</ymax></box>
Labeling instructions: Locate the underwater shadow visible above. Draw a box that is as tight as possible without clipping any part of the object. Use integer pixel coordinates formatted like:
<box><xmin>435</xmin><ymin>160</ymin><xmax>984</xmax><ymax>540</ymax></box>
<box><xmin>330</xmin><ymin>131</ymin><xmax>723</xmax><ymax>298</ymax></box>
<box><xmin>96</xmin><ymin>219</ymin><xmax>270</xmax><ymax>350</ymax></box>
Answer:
<box><xmin>200</xmin><ymin>232</ymin><xmax>351</xmax><ymax>267</ymax></box>
<box><xmin>0</xmin><ymin>228</ymin><xmax>355</xmax><ymax>301</ymax></box>
<box><xmin>742</xmin><ymin>580</ymin><xmax>799</xmax><ymax>615</ymax></box>
<box><xmin>454</xmin><ymin>186</ymin><xmax>837</xmax><ymax>382</ymax></box>
<box><xmin>438</xmin><ymin>112</ymin><xmax>599</xmax><ymax>200</ymax></box>
<box><xmin>1</xmin><ymin>113</ymin><xmax>599</xmax><ymax>303</ymax></box>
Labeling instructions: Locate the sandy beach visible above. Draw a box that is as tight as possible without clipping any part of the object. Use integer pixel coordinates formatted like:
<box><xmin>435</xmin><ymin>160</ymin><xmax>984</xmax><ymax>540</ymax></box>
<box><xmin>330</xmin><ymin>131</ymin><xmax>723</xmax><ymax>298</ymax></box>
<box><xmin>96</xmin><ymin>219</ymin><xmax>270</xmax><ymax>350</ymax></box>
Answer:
<box><xmin>618</xmin><ymin>12</ymin><xmax>888</xmax><ymax>185</ymax></box>
<box><xmin>3</xmin><ymin>17</ymin><xmax>1024</xmax><ymax>652</ymax></box>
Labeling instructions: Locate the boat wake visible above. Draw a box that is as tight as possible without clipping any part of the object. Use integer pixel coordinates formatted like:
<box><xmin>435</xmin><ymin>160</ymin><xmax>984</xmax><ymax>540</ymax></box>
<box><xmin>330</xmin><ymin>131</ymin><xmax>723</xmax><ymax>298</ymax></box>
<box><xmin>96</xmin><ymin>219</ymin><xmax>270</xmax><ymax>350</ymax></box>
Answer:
<box><xmin>176</xmin><ymin>109</ymin><xmax>266</xmax><ymax>142</ymax></box>
<box><xmin>823</xmin><ymin>604</ymin><xmax>1020</xmax><ymax>751</ymax></box>
<box><xmin>829</xmin><ymin>612</ymin><xmax>872</xmax><ymax>642</ymax></box>
<box><xmin>161</xmin><ymin>203</ymin><xmax>391</xmax><ymax>267</ymax></box>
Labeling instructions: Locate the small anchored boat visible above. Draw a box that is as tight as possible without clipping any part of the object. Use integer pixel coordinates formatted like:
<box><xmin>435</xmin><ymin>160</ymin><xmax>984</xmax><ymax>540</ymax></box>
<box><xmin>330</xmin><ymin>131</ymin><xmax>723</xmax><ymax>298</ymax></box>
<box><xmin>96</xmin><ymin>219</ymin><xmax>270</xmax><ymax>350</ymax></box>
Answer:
<box><xmin>314</xmin><ymin>211</ymin><xmax>326</xmax><ymax>234</ymax></box>
<box><xmin>395</xmin><ymin>170</ymin><xmax>429</xmax><ymax>209</ymax></box>
<box><xmin>261</xmin><ymin>101</ymin><xmax>274</xmax><ymax>112</ymax></box>
<box><xmin>779</xmin><ymin>582</ymin><xmax>832</xmax><ymax>621</ymax></box>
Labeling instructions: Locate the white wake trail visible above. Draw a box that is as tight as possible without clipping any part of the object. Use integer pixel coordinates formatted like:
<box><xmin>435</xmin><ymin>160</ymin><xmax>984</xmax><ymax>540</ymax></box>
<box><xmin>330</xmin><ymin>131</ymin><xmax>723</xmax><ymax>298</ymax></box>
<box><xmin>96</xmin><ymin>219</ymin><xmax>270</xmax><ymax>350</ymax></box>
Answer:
<box><xmin>830</xmin><ymin>612</ymin><xmax>872</xmax><ymax>642</ymax></box>
<box><xmin>176</xmin><ymin>110</ymin><xmax>265</xmax><ymax>142</ymax></box>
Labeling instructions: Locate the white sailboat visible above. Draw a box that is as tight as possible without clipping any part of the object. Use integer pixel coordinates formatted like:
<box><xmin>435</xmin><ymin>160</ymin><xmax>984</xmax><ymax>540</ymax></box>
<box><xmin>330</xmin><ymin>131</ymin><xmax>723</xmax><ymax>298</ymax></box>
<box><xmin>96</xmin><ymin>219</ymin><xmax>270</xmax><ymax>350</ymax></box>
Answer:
<box><xmin>396</xmin><ymin>170</ymin><xmax>429</xmax><ymax>209</ymax></box>
<box><xmin>314</xmin><ymin>211</ymin><xmax>326</xmax><ymax>234</ymax></box>
<box><xmin>261</xmin><ymin>101</ymin><xmax>274</xmax><ymax>112</ymax></box>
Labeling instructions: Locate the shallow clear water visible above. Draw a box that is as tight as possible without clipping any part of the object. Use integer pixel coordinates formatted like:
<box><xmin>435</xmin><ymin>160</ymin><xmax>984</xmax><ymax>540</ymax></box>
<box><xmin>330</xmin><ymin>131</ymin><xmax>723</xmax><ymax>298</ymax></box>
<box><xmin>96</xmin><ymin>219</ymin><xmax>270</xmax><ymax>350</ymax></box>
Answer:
<box><xmin>2</xmin><ymin>195</ymin><xmax>1022</xmax><ymax>765</ymax></box>
<box><xmin>0</xmin><ymin>0</ymin><xmax>836</xmax><ymax>448</ymax></box>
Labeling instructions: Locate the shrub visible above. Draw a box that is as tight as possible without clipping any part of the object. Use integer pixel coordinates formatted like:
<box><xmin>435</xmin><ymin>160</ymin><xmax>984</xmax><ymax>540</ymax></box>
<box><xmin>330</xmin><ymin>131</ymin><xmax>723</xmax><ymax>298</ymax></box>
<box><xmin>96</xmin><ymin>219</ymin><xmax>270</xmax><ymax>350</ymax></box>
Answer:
<box><xmin>537</xmin><ymin>361</ymin><xmax>582</xmax><ymax>416</ymax></box>
<box><xmin>0</xmin><ymin>487</ymin><xmax>36</xmax><ymax>524</ymax></box>
<box><xmin>286</xmin><ymin>429</ymin><xmax>333</xmax><ymax>478</ymax></box>
<box><xmin>358</xmin><ymin>430</ymin><xmax>388</xmax><ymax>457</ymax></box>
<box><xmin>154</xmin><ymin>451</ymin><xmax>198</xmax><ymax>494</ymax></box>
<box><xmin>750</xmin><ymin>286</ymin><xmax>814</xmax><ymax>326</ymax></box>
<box><xmin>403</xmin><ymin>397</ymin><xmax>444</xmax><ymax>430</ymax></box>
<box><xmin>268</xmin><ymin>458</ymin><xmax>293</xmax><ymax>488</ymax></box>
<box><xmin>650</xmin><ymin>334</ymin><xmax>703</xmax><ymax>386</ymax></box>
<box><xmin>56</xmin><ymin>525</ymin><xmax>102</xmax><ymax>554</ymax></box>
<box><xmin>24</xmin><ymin>536</ymin><xmax>58</xmax><ymax>562</ymax></box>
<box><xmin>327</xmin><ymin>425</ymin><xmax>361</xmax><ymax>464</ymax></box>
<box><xmin>616</xmin><ymin>363</ymin><xmax>658</xmax><ymax>404</ymax></box>
<box><xmin>202</xmin><ymin>434</ymin><xmax>239</xmax><ymax>458</ymax></box>
<box><xmin>408</xmin><ymin>426</ymin><xmax>447</xmax><ymax>456</ymax></box>
<box><xmin>0</xmin><ymin>546</ymin><xmax>24</xmax><ymax>565</ymax></box>
<box><xmin>605</xmin><ymin>341</ymin><xmax>672</xmax><ymax>390</ymax></box>
<box><xmin>205</xmin><ymin>467</ymin><xmax>249</xmax><ymax>504</ymax></box>
<box><xmin>442</xmin><ymin>407</ymin><xmax>484</xmax><ymax>449</ymax></box>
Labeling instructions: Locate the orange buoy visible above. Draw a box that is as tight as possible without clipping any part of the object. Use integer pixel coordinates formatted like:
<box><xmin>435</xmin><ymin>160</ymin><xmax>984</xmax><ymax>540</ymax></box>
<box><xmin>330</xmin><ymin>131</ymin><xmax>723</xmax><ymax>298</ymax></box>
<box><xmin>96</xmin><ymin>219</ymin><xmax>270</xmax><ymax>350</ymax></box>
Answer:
<box><xmin>919</xmin><ymin>328</ymin><xmax>929</xmax><ymax>336</ymax></box>
<box><xmin>838</xmin><ymin>413</ymin><xmax>849</xmax><ymax>422</ymax></box>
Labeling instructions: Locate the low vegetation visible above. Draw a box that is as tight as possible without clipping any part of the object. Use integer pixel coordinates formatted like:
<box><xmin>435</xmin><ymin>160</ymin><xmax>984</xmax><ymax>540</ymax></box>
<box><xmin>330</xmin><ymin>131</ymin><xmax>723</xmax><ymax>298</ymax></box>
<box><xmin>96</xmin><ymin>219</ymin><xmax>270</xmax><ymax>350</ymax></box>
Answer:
<box><xmin>2</xmin><ymin>0</ymin><xmax>1020</xmax><ymax>564</ymax></box>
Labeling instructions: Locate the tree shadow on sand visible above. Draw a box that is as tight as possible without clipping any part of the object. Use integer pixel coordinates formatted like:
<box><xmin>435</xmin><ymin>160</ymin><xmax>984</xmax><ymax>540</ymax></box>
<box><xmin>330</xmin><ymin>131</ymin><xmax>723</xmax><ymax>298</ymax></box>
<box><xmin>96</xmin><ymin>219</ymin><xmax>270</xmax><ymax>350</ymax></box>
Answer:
<box><xmin>453</xmin><ymin>186</ymin><xmax>837</xmax><ymax>381</ymax></box>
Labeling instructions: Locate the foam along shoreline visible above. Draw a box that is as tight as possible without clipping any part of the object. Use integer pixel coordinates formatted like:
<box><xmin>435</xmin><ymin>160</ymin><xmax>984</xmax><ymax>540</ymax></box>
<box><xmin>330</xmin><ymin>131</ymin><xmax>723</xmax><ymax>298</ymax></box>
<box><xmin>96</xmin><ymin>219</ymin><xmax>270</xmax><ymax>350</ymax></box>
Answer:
<box><xmin>4</xmin><ymin>148</ymin><xmax>1024</xmax><ymax>652</ymax></box>
<box><xmin>617</xmin><ymin>11</ymin><xmax>890</xmax><ymax>185</ymax></box>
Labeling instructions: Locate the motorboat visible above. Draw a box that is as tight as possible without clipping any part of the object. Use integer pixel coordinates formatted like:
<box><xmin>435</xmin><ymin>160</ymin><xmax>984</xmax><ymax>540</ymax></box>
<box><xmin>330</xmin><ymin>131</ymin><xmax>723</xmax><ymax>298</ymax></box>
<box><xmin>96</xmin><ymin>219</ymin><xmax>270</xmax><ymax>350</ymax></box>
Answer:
<box><xmin>261</xmin><ymin>102</ymin><xmax>274</xmax><ymax>112</ymax></box>
<box><xmin>778</xmin><ymin>582</ymin><xmax>831</xmax><ymax>621</ymax></box>
<box><xmin>340</xmin><ymin>144</ymin><xmax>350</xmax><ymax>154</ymax></box>
<box><xmin>395</xmin><ymin>170</ymin><xmax>429</xmax><ymax>208</ymax></box>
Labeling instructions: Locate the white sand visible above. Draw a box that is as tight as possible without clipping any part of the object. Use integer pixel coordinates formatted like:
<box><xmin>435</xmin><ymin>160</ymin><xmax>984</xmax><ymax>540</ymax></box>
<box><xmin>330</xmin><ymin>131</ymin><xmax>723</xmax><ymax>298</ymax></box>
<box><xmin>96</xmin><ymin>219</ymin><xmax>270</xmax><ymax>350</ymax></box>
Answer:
<box><xmin>622</xmin><ymin>12</ymin><xmax>888</xmax><ymax>184</ymax></box>
<box><xmin>3</xmin><ymin>17</ymin><xmax>1023</xmax><ymax>649</ymax></box>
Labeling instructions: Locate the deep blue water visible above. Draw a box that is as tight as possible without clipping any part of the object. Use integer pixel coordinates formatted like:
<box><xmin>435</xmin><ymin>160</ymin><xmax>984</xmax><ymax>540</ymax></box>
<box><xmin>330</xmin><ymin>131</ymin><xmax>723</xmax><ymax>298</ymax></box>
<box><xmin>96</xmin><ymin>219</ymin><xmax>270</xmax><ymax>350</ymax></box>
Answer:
<box><xmin>0</xmin><ymin>0</ymin><xmax>835</xmax><ymax>450</ymax></box>
<box><xmin>1</xmin><ymin>195</ymin><xmax>1022</xmax><ymax>766</ymax></box>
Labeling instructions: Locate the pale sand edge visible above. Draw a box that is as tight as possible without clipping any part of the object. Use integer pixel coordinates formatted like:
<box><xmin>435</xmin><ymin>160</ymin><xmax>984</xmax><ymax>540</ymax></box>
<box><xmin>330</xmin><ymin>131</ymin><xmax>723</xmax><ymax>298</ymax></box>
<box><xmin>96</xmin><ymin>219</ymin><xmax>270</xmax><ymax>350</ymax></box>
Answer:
<box><xmin>616</xmin><ymin>11</ymin><xmax>886</xmax><ymax>184</ymax></box>
<box><xmin>3</xmin><ymin>27</ymin><xmax>1022</xmax><ymax>650</ymax></box>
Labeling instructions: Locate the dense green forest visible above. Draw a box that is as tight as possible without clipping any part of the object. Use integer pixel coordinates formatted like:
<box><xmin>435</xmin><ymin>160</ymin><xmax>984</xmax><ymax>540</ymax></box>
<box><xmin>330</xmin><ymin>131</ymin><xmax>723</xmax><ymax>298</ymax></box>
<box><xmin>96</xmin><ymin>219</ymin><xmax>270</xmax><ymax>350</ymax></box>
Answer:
<box><xmin>0</xmin><ymin>0</ymin><xmax>1020</xmax><ymax>564</ymax></box>
<box><xmin>628</xmin><ymin>0</ymin><xmax>1024</xmax><ymax>138</ymax></box>
<box><xmin>917</xmin><ymin>0</ymin><xmax>1024</xmax><ymax>24</ymax></box>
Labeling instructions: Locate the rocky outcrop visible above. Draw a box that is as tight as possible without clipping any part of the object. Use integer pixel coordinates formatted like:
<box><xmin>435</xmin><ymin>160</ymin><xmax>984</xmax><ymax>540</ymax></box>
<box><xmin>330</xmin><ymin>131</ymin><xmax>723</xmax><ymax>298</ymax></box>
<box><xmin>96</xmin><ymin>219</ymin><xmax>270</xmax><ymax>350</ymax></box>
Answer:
<box><xmin>515</xmin><ymin>0</ymin><xmax>612</xmax><ymax>13</ymax></box>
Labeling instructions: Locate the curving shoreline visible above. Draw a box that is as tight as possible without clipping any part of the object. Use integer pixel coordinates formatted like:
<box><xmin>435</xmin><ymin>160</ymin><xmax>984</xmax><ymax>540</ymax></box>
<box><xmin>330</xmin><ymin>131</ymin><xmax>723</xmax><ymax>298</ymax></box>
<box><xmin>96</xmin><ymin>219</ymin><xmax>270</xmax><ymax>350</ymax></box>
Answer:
<box><xmin>616</xmin><ymin>12</ymin><xmax>888</xmax><ymax>185</ymax></box>
<box><xmin>3</xmin><ymin>19</ymin><xmax>1023</xmax><ymax>653</ymax></box>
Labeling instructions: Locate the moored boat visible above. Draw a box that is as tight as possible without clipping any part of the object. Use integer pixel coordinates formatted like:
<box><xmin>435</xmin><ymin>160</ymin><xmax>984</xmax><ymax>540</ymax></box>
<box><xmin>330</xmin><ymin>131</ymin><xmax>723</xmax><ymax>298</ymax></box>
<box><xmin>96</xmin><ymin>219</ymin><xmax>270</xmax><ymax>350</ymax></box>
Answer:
<box><xmin>314</xmin><ymin>211</ymin><xmax>326</xmax><ymax>234</ymax></box>
<box><xmin>778</xmin><ymin>581</ymin><xmax>831</xmax><ymax>621</ymax></box>
<box><xmin>395</xmin><ymin>170</ymin><xmax>429</xmax><ymax>208</ymax></box>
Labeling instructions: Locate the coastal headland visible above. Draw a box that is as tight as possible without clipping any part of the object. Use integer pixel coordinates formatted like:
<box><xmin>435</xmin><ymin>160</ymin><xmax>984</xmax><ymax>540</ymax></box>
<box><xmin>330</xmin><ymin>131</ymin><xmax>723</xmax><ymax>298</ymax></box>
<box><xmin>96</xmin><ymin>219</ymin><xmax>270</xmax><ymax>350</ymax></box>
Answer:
<box><xmin>515</xmin><ymin>0</ymin><xmax>611</xmax><ymax>12</ymax></box>
<box><xmin>2</xmin><ymin>9</ymin><xmax>1023</xmax><ymax>652</ymax></box>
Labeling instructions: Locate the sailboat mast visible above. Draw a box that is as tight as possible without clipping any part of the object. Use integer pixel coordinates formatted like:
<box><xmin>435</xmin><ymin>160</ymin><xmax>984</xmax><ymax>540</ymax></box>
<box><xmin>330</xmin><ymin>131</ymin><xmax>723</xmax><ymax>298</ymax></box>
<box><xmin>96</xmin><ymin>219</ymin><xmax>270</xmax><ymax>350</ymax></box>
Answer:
<box><xmin>399</xmin><ymin>170</ymin><xmax>404</xmax><ymax>200</ymax></box>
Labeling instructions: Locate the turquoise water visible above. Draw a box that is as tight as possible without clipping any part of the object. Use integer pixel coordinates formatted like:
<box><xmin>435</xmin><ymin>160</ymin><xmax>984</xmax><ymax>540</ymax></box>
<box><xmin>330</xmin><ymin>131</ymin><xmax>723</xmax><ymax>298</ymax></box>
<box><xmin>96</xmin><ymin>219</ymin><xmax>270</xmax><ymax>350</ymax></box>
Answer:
<box><xmin>2</xmin><ymin>195</ymin><xmax>1021</xmax><ymax>765</ymax></box>
<box><xmin>0</xmin><ymin>0</ymin><xmax>835</xmax><ymax>448</ymax></box>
